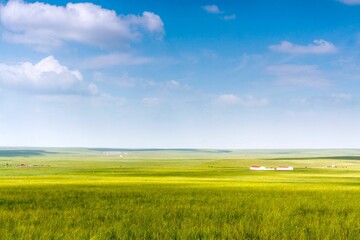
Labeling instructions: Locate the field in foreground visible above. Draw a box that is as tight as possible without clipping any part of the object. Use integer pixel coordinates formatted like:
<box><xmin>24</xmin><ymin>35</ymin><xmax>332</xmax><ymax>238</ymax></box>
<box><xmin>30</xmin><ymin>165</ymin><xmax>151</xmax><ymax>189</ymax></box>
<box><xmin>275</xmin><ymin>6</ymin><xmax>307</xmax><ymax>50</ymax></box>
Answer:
<box><xmin>0</xmin><ymin>148</ymin><xmax>360</xmax><ymax>239</ymax></box>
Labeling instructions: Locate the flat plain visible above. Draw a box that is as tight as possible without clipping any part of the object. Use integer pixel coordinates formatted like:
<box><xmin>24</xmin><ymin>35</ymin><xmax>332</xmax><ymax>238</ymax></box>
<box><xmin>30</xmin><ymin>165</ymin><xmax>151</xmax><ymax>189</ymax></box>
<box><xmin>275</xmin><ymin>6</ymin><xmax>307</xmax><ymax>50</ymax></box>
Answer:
<box><xmin>0</xmin><ymin>148</ymin><xmax>359</xmax><ymax>239</ymax></box>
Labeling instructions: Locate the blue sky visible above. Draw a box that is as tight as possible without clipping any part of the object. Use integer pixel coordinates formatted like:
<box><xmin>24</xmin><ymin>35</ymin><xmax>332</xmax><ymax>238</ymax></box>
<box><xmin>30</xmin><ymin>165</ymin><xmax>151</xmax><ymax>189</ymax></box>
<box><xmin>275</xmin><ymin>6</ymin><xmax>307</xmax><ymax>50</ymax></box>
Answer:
<box><xmin>1</xmin><ymin>0</ymin><xmax>360</xmax><ymax>148</ymax></box>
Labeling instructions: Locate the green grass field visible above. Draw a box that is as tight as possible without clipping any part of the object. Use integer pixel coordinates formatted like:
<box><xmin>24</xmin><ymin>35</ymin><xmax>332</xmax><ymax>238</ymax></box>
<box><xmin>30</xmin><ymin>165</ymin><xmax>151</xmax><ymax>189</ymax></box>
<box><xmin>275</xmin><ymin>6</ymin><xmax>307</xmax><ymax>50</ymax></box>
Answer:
<box><xmin>0</xmin><ymin>148</ymin><xmax>360</xmax><ymax>239</ymax></box>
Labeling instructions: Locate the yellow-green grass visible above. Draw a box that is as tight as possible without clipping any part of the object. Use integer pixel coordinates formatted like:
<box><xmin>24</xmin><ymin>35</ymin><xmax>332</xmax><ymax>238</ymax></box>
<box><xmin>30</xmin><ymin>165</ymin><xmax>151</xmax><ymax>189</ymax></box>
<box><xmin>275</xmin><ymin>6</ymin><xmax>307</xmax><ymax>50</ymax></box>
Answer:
<box><xmin>0</xmin><ymin>148</ymin><xmax>360</xmax><ymax>239</ymax></box>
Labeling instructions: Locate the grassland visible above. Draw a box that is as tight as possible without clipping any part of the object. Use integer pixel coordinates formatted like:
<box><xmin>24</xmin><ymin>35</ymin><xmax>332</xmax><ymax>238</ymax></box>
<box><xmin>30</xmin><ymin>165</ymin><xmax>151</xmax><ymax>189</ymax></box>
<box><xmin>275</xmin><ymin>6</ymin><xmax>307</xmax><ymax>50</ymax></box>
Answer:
<box><xmin>0</xmin><ymin>148</ymin><xmax>359</xmax><ymax>239</ymax></box>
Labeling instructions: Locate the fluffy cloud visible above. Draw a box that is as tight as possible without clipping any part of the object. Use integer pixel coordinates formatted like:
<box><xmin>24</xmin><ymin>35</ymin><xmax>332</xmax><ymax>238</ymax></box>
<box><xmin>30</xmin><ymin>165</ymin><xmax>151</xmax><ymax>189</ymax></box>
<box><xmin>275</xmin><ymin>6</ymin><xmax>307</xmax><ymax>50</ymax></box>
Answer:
<box><xmin>338</xmin><ymin>0</ymin><xmax>360</xmax><ymax>5</ymax></box>
<box><xmin>217</xmin><ymin>94</ymin><xmax>268</xmax><ymax>107</ymax></box>
<box><xmin>0</xmin><ymin>56</ymin><xmax>98</xmax><ymax>95</ymax></box>
<box><xmin>202</xmin><ymin>5</ymin><xmax>223</xmax><ymax>14</ymax></box>
<box><xmin>202</xmin><ymin>5</ymin><xmax>236</xmax><ymax>20</ymax></box>
<box><xmin>269</xmin><ymin>40</ymin><xmax>337</xmax><ymax>54</ymax></box>
<box><xmin>0</xmin><ymin>0</ymin><xmax>164</xmax><ymax>49</ymax></box>
<box><xmin>267</xmin><ymin>64</ymin><xmax>329</xmax><ymax>87</ymax></box>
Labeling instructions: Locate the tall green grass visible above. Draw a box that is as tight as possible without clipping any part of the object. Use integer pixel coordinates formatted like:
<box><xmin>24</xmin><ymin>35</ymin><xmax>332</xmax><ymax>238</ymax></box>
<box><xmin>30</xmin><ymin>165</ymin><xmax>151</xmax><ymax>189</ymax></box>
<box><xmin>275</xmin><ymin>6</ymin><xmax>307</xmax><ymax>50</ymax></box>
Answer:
<box><xmin>0</xmin><ymin>185</ymin><xmax>359</xmax><ymax>239</ymax></box>
<box><xmin>0</xmin><ymin>148</ymin><xmax>359</xmax><ymax>239</ymax></box>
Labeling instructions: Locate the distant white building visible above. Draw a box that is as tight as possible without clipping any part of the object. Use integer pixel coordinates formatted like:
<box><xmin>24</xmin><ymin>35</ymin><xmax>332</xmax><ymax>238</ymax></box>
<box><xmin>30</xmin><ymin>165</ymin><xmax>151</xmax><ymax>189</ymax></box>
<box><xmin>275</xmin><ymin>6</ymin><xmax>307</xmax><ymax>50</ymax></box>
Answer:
<box><xmin>275</xmin><ymin>166</ymin><xmax>294</xmax><ymax>171</ymax></box>
<box><xmin>250</xmin><ymin>166</ymin><xmax>275</xmax><ymax>171</ymax></box>
<box><xmin>250</xmin><ymin>166</ymin><xmax>265</xmax><ymax>170</ymax></box>
<box><xmin>250</xmin><ymin>165</ymin><xmax>294</xmax><ymax>171</ymax></box>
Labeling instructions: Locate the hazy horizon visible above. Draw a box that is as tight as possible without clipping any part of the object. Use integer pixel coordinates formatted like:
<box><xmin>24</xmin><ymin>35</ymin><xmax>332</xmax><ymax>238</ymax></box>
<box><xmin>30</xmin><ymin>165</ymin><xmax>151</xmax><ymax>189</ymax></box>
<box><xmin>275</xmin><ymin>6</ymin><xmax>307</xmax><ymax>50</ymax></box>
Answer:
<box><xmin>1</xmin><ymin>146</ymin><xmax>360</xmax><ymax>151</ymax></box>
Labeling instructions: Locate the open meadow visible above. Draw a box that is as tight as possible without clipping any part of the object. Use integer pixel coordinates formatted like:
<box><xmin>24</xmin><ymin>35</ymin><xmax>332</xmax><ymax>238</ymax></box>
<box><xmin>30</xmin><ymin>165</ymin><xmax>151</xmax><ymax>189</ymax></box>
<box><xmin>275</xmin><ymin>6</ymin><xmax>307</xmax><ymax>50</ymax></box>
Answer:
<box><xmin>0</xmin><ymin>148</ymin><xmax>360</xmax><ymax>239</ymax></box>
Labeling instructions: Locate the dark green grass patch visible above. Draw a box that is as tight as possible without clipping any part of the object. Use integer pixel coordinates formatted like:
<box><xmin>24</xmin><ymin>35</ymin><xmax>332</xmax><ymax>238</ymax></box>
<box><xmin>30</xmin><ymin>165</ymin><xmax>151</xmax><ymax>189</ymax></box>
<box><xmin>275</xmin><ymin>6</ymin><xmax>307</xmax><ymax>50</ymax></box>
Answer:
<box><xmin>0</xmin><ymin>150</ymin><xmax>57</xmax><ymax>157</ymax></box>
<box><xmin>0</xmin><ymin>184</ymin><xmax>359</xmax><ymax>240</ymax></box>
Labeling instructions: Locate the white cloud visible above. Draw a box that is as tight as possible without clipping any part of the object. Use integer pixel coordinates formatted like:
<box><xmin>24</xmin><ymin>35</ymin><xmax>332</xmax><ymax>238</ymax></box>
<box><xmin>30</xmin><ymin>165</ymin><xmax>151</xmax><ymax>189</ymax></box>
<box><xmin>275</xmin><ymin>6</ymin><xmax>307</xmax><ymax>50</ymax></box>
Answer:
<box><xmin>269</xmin><ymin>39</ymin><xmax>337</xmax><ymax>54</ymax></box>
<box><xmin>338</xmin><ymin>0</ymin><xmax>360</xmax><ymax>5</ymax></box>
<box><xmin>218</xmin><ymin>94</ymin><xmax>240</xmax><ymax>104</ymax></box>
<box><xmin>88</xmin><ymin>83</ymin><xmax>100</xmax><ymax>95</ymax></box>
<box><xmin>223</xmin><ymin>14</ymin><xmax>236</xmax><ymax>20</ymax></box>
<box><xmin>202</xmin><ymin>5</ymin><xmax>223</xmax><ymax>14</ymax></box>
<box><xmin>165</xmin><ymin>80</ymin><xmax>180</xmax><ymax>89</ymax></box>
<box><xmin>267</xmin><ymin>64</ymin><xmax>329</xmax><ymax>88</ymax></box>
<box><xmin>83</xmin><ymin>53</ymin><xmax>153</xmax><ymax>69</ymax></box>
<box><xmin>202</xmin><ymin>4</ymin><xmax>235</xmax><ymax>20</ymax></box>
<box><xmin>217</xmin><ymin>94</ymin><xmax>268</xmax><ymax>107</ymax></box>
<box><xmin>0</xmin><ymin>56</ymin><xmax>97</xmax><ymax>95</ymax></box>
<box><xmin>146</xmin><ymin>80</ymin><xmax>190</xmax><ymax>90</ymax></box>
<box><xmin>142</xmin><ymin>97</ymin><xmax>161</xmax><ymax>106</ymax></box>
<box><xmin>0</xmin><ymin>0</ymin><xmax>164</xmax><ymax>50</ymax></box>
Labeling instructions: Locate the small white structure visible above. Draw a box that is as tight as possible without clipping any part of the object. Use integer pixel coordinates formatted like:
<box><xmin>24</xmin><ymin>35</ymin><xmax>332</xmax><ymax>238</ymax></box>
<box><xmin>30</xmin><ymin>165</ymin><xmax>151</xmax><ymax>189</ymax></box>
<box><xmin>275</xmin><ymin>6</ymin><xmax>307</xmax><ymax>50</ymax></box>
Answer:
<box><xmin>250</xmin><ymin>165</ymin><xmax>294</xmax><ymax>171</ymax></box>
<box><xmin>250</xmin><ymin>166</ymin><xmax>275</xmax><ymax>171</ymax></box>
<box><xmin>250</xmin><ymin>166</ymin><xmax>266</xmax><ymax>170</ymax></box>
<box><xmin>275</xmin><ymin>166</ymin><xmax>294</xmax><ymax>171</ymax></box>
